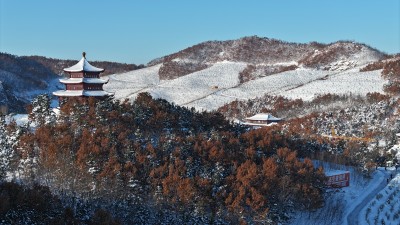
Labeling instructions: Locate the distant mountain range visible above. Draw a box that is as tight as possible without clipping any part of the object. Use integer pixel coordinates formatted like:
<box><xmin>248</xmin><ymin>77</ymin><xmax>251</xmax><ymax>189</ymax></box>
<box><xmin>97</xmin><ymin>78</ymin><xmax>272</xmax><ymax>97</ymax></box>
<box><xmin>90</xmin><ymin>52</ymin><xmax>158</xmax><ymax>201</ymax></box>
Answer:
<box><xmin>104</xmin><ymin>36</ymin><xmax>398</xmax><ymax>112</ymax></box>
<box><xmin>148</xmin><ymin>36</ymin><xmax>386</xmax><ymax>79</ymax></box>
<box><xmin>1</xmin><ymin>36</ymin><xmax>398</xmax><ymax>113</ymax></box>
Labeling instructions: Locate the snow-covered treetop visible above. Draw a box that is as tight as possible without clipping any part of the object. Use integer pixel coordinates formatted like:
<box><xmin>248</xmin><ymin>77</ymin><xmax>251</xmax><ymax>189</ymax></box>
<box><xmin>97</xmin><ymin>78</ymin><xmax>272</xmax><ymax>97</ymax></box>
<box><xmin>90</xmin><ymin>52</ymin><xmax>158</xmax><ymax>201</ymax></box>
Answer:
<box><xmin>64</xmin><ymin>53</ymin><xmax>104</xmax><ymax>73</ymax></box>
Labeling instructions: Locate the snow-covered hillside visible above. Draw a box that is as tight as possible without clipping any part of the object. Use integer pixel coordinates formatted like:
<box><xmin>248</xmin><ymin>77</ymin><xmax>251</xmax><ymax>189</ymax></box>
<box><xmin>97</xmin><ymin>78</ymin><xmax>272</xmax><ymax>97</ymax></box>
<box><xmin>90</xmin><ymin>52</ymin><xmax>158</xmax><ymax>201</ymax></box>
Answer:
<box><xmin>360</xmin><ymin>170</ymin><xmax>400</xmax><ymax>225</ymax></box>
<box><xmin>105</xmin><ymin>64</ymin><xmax>161</xmax><ymax>99</ymax></box>
<box><xmin>300</xmin><ymin>42</ymin><xmax>384</xmax><ymax>70</ymax></box>
<box><xmin>101</xmin><ymin>37</ymin><xmax>388</xmax><ymax>111</ymax></box>
<box><xmin>282</xmin><ymin>68</ymin><xmax>385</xmax><ymax>101</ymax></box>
<box><xmin>147</xmin><ymin>61</ymin><xmax>246</xmax><ymax>106</ymax></box>
<box><xmin>104</xmin><ymin>62</ymin><xmax>386</xmax><ymax>111</ymax></box>
<box><xmin>104</xmin><ymin>61</ymin><xmax>248</xmax><ymax>108</ymax></box>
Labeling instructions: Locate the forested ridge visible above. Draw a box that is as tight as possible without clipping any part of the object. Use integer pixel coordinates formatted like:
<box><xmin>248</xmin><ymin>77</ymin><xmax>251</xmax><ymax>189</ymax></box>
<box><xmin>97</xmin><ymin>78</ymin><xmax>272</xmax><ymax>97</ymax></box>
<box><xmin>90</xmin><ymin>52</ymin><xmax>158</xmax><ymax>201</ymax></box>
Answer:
<box><xmin>0</xmin><ymin>93</ymin><xmax>327</xmax><ymax>224</ymax></box>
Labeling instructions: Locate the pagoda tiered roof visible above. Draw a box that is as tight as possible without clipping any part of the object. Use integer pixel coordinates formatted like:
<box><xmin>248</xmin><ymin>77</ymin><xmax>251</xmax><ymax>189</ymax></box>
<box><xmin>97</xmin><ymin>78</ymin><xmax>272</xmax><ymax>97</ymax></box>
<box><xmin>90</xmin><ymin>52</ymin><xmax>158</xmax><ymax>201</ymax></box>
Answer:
<box><xmin>53</xmin><ymin>52</ymin><xmax>112</xmax><ymax>98</ymax></box>
<box><xmin>64</xmin><ymin>56</ymin><xmax>104</xmax><ymax>73</ymax></box>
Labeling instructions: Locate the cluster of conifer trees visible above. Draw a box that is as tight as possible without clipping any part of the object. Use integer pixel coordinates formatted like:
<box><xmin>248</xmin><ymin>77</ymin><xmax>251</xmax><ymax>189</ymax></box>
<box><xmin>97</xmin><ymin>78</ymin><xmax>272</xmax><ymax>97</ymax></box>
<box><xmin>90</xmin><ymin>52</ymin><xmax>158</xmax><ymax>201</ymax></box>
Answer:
<box><xmin>1</xmin><ymin>93</ymin><xmax>327</xmax><ymax>224</ymax></box>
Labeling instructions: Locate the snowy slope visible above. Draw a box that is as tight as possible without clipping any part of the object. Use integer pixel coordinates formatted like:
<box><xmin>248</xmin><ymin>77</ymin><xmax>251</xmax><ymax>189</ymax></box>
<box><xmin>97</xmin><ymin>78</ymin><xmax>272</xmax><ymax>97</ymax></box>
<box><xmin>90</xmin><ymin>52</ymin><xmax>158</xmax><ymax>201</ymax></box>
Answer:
<box><xmin>281</xmin><ymin>68</ymin><xmax>385</xmax><ymax>101</ymax></box>
<box><xmin>146</xmin><ymin>61</ymin><xmax>246</xmax><ymax>105</ymax></box>
<box><xmin>187</xmin><ymin>67</ymin><xmax>330</xmax><ymax>110</ymax></box>
<box><xmin>104</xmin><ymin>61</ymin><xmax>247</xmax><ymax>107</ymax></box>
<box><xmin>99</xmin><ymin>37</ymin><xmax>390</xmax><ymax>112</ymax></box>
<box><xmin>104</xmin><ymin>64</ymin><xmax>161</xmax><ymax>99</ymax></box>
<box><xmin>359</xmin><ymin>169</ymin><xmax>400</xmax><ymax>225</ymax></box>
<box><xmin>104</xmin><ymin>62</ymin><xmax>386</xmax><ymax>111</ymax></box>
<box><xmin>301</xmin><ymin>42</ymin><xmax>384</xmax><ymax>71</ymax></box>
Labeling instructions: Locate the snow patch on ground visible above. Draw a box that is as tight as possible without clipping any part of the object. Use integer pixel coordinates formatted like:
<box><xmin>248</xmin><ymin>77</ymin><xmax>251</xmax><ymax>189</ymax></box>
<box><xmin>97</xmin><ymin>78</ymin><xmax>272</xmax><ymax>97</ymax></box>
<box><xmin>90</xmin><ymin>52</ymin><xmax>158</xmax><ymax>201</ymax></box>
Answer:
<box><xmin>5</xmin><ymin>114</ymin><xmax>29</xmax><ymax>126</ymax></box>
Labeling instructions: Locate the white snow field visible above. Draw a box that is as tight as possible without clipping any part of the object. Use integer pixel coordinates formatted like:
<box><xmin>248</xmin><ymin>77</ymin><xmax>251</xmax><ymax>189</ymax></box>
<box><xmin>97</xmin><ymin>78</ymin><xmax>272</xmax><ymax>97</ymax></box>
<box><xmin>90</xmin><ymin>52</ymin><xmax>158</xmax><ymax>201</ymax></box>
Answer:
<box><xmin>5</xmin><ymin>114</ymin><xmax>29</xmax><ymax>126</ymax></box>
<box><xmin>104</xmin><ymin>61</ymin><xmax>248</xmax><ymax>108</ymax></box>
<box><xmin>188</xmin><ymin>67</ymin><xmax>331</xmax><ymax>110</ymax></box>
<box><xmin>281</xmin><ymin>68</ymin><xmax>385</xmax><ymax>101</ymax></box>
<box><xmin>104</xmin><ymin>64</ymin><xmax>161</xmax><ymax>99</ymax></box>
<box><xmin>145</xmin><ymin>61</ymin><xmax>247</xmax><ymax>106</ymax></box>
<box><xmin>103</xmin><ymin>61</ymin><xmax>386</xmax><ymax>111</ymax></box>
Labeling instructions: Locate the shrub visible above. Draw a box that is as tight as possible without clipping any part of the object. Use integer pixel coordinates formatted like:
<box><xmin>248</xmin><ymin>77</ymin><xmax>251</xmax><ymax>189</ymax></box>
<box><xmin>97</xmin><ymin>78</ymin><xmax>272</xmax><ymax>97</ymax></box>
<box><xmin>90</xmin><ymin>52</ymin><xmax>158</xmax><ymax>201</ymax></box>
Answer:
<box><xmin>382</xmin><ymin>59</ymin><xmax>400</xmax><ymax>80</ymax></box>
<box><xmin>239</xmin><ymin>64</ymin><xmax>256</xmax><ymax>83</ymax></box>
<box><xmin>383</xmin><ymin>82</ymin><xmax>400</xmax><ymax>95</ymax></box>
<box><xmin>366</xmin><ymin>92</ymin><xmax>390</xmax><ymax>103</ymax></box>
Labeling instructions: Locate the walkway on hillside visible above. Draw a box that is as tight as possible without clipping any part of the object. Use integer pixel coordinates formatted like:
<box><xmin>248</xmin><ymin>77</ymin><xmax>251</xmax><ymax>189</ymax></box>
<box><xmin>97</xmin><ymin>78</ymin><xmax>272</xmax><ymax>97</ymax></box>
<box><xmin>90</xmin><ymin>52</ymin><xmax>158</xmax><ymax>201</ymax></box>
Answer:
<box><xmin>346</xmin><ymin>170</ymin><xmax>391</xmax><ymax>225</ymax></box>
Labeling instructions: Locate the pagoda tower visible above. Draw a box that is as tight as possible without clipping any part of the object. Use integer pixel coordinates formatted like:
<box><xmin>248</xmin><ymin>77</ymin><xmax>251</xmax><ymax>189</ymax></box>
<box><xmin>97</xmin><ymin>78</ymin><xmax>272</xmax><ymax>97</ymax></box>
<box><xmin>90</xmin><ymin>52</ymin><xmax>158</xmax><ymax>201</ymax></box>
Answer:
<box><xmin>53</xmin><ymin>52</ymin><xmax>112</xmax><ymax>99</ymax></box>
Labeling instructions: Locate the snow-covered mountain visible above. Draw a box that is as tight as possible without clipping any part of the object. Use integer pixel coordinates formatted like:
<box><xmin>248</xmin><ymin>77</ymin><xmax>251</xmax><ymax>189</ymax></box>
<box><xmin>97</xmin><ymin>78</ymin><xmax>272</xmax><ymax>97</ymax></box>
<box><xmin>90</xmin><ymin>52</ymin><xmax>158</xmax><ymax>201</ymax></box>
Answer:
<box><xmin>103</xmin><ymin>36</ymin><xmax>390</xmax><ymax>111</ymax></box>
<box><xmin>1</xmin><ymin>36</ymin><xmax>395</xmax><ymax>113</ymax></box>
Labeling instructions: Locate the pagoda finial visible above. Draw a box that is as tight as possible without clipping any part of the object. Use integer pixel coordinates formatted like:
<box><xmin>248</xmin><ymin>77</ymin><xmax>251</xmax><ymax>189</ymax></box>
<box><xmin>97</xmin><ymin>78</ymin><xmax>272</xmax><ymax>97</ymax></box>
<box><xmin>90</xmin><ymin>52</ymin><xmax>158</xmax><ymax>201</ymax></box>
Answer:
<box><xmin>82</xmin><ymin>52</ymin><xmax>86</xmax><ymax>58</ymax></box>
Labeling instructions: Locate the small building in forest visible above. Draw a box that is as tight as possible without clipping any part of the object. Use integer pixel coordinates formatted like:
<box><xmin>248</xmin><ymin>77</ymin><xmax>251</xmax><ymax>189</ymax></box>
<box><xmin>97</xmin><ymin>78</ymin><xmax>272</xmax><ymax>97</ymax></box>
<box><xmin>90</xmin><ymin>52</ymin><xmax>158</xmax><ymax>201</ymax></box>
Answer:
<box><xmin>53</xmin><ymin>52</ymin><xmax>112</xmax><ymax>100</ymax></box>
<box><xmin>242</xmin><ymin>113</ymin><xmax>283</xmax><ymax>127</ymax></box>
<box><xmin>325</xmin><ymin>170</ymin><xmax>350</xmax><ymax>188</ymax></box>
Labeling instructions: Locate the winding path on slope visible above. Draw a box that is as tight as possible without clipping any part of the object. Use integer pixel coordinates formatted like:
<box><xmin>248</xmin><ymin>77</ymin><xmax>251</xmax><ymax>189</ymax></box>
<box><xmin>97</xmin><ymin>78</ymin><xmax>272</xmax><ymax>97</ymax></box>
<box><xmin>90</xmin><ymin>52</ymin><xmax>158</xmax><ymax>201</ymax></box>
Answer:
<box><xmin>346</xmin><ymin>171</ymin><xmax>390</xmax><ymax>225</ymax></box>
<box><xmin>182</xmin><ymin>70</ymin><xmax>333</xmax><ymax>107</ymax></box>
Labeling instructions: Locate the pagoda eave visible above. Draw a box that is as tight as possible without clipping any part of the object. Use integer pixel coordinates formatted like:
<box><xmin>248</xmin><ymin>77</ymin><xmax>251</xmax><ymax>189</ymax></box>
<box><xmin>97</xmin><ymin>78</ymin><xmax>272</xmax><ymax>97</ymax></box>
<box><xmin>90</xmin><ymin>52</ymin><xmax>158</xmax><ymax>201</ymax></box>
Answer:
<box><xmin>59</xmin><ymin>78</ymin><xmax>109</xmax><ymax>84</ymax></box>
<box><xmin>53</xmin><ymin>90</ymin><xmax>113</xmax><ymax>97</ymax></box>
<box><xmin>63</xmin><ymin>68</ymin><xmax>105</xmax><ymax>73</ymax></box>
<box><xmin>83</xmin><ymin>90</ymin><xmax>113</xmax><ymax>97</ymax></box>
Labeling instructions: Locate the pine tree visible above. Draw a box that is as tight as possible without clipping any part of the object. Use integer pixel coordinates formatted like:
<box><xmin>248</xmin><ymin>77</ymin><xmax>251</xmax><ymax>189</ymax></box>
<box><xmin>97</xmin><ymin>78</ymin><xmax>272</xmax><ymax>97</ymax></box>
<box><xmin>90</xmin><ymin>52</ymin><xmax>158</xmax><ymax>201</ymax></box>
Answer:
<box><xmin>0</xmin><ymin>116</ymin><xmax>11</xmax><ymax>180</ymax></box>
<box><xmin>0</xmin><ymin>117</ymin><xmax>21</xmax><ymax>181</ymax></box>
<box><xmin>29</xmin><ymin>94</ymin><xmax>55</xmax><ymax>126</ymax></box>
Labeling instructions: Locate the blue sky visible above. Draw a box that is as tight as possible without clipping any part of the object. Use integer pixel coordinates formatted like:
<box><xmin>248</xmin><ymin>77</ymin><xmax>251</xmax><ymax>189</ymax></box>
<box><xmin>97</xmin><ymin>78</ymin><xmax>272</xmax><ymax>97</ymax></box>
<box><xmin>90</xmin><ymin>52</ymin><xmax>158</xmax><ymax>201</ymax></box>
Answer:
<box><xmin>0</xmin><ymin>0</ymin><xmax>399</xmax><ymax>64</ymax></box>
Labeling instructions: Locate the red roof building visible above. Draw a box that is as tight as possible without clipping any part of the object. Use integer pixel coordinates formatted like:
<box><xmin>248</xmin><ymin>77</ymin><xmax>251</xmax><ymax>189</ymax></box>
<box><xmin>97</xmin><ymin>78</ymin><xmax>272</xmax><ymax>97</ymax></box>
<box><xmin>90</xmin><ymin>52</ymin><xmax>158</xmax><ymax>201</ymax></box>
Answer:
<box><xmin>53</xmin><ymin>52</ymin><xmax>112</xmax><ymax>99</ymax></box>
<box><xmin>325</xmin><ymin>170</ymin><xmax>350</xmax><ymax>188</ymax></box>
